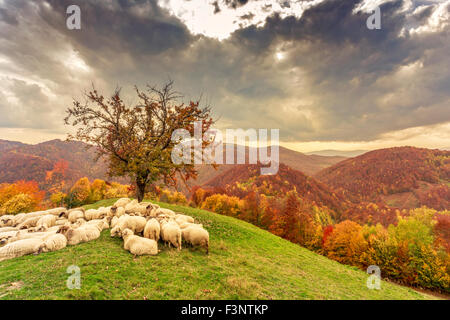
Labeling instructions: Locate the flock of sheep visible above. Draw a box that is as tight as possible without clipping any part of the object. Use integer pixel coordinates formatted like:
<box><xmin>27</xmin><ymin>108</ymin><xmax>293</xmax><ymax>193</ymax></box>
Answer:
<box><xmin>0</xmin><ymin>198</ymin><xmax>209</xmax><ymax>262</ymax></box>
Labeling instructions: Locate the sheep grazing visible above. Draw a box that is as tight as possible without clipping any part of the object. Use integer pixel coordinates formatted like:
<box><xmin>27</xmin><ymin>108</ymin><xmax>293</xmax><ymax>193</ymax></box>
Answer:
<box><xmin>57</xmin><ymin>225</ymin><xmax>100</xmax><ymax>246</ymax></box>
<box><xmin>11</xmin><ymin>213</ymin><xmax>28</xmax><ymax>227</ymax></box>
<box><xmin>179</xmin><ymin>222</ymin><xmax>203</xmax><ymax>230</ymax></box>
<box><xmin>124</xmin><ymin>199</ymin><xmax>139</xmax><ymax>212</ymax></box>
<box><xmin>110</xmin><ymin>206</ymin><xmax>125</xmax><ymax>218</ymax></box>
<box><xmin>113</xmin><ymin>198</ymin><xmax>132</xmax><ymax>208</ymax></box>
<box><xmin>144</xmin><ymin>204</ymin><xmax>160</xmax><ymax>218</ymax></box>
<box><xmin>36</xmin><ymin>215</ymin><xmax>58</xmax><ymax>232</ymax></box>
<box><xmin>54</xmin><ymin>218</ymin><xmax>70</xmax><ymax>226</ymax></box>
<box><xmin>143</xmin><ymin>219</ymin><xmax>160</xmax><ymax>241</ymax></box>
<box><xmin>45</xmin><ymin>207</ymin><xmax>67</xmax><ymax>217</ymax></box>
<box><xmin>86</xmin><ymin>218</ymin><xmax>109</xmax><ymax>231</ymax></box>
<box><xmin>17</xmin><ymin>216</ymin><xmax>41</xmax><ymax>230</ymax></box>
<box><xmin>84</xmin><ymin>208</ymin><xmax>107</xmax><ymax>221</ymax></box>
<box><xmin>160</xmin><ymin>220</ymin><xmax>182</xmax><ymax>251</ymax></box>
<box><xmin>181</xmin><ymin>226</ymin><xmax>209</xmax><ymax>254</ymax></box>
<box><xmin>175</xmin><ymin>214</ymin><xmax>195</xmax><ymax>225</ymax></box>
<box><xmin>122</xmin><ymin>228</ymin><xmax>158</xmax><ymax>257</ymax></box>
<box><xmin>110</xmin><ymin>216</ymin><xmax>119</xmax><ymax>228</ymax></box>
<box><xmin>38</xmin><ymin>234</ymin><xmax>67</xmax><ymax>253</ymax></box>
<box><xmin>68</xmin><ymin>210</ymin><xmax>85</xmax><ymax>223</ymax></box>
<box><xmin>155</xmin><ymin>208</ymin><xmax>176</xmax><ymax>217</ymax></box>
<box><xmin>0</xmin><ymin>226</ymin><xmax>18</xmax><ymax>233</ymax></box>
<box><xmin>0</xmin><ymin>215</ymin><xmax>14</xmax><ymax>227</ymax></box>
<box><xmin>0</xmin><ymin>230</ymin><xmax>20</xmax><ymax>245</ymax></box>
<box><xmin>0</xmin><ymin>238</ymin><xmax>44</xmax><ymax>262</ymax></box>
<box><xmin>110</xmin><ymin>215</ymin><xmax>146</xmax><ymax>237</ymax></box>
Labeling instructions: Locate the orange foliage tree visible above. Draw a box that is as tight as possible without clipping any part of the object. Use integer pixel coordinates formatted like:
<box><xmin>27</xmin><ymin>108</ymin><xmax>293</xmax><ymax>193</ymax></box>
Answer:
<box><xmin>323</xmin><ymin>220</ymin><xmax>368</xmax><ymax>268</ymax></box>
<box><xmin>0</xmin><ymin>180</ymin><xmax>45</xmax><ymax>215</ymax></box>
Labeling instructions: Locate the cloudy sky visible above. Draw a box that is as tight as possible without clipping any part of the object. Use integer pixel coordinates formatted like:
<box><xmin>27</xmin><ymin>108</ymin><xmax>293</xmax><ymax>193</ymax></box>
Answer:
<box><xmin>0</xmin><ymin>0</ymin><xmax>449</xmax><ymax>152</ymax></box>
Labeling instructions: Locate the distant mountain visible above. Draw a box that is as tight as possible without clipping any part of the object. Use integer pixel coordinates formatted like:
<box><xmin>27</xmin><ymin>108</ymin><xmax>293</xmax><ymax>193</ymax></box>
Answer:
<box><xmin>0</xmin><ymin>140</ymin><xmax>345</xmax><ymax>194</ymax></box>
<box><xmin>306</xmin><ymin>149</ymin><xmax>368</xmax><ymax>157</ymax></box>
<box><xmin>181</xmin><ymin>144</ymin><xmax>346</xmax><ymax>193</ymax></box>
<box><xmin>0</xmin><ymin>139</ymin><xmax>28</xmax><ymax>152</ymax></box>
<box><xmin>0</xmin><ymin>139</ymin><xmax>126</xmax><ymax>187</ymax></box>
<box><xmin>315</xmin><ymin>146</ymin><xmax>450</xmax><ymax>210</ymax></box>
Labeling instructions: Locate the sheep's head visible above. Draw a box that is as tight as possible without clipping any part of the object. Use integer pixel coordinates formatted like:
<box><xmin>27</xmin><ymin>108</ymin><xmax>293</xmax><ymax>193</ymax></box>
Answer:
<box><xmin>36</xmin><ymin>226</ymin><xmax>47</xmax><ymax>232</ymax></box>
<box><xmin>110</xmin><ymin>226</ymin><xmax>121</xmax><ymax>238</ymax></box>
<box><xmin>111</xmin><ymin>206</ymin><xmax>118</xmax><ymax>213</ymax></box>
<box><xmin>58</xmin><ymin>211</ymin><xmax>66</xmax><ymax>218</ymax></box>
<box><xmin>1</xmin><ymin>218</ymin><xmax>11</xmax><ymax>226</ymax></box>
<box><xmin>37</xmin><ymin>243</ymin><xmax>47</xmax><ymax>254</ymax></box>
<box><xmin>57</xmin><ymin>225</ymin><xmax>70</xmax><ymax>235</ymax></box>
<box><xmin>121</xmin><ymin>228</ymin><xmax>133</xmax><ymax>238</ymax></box>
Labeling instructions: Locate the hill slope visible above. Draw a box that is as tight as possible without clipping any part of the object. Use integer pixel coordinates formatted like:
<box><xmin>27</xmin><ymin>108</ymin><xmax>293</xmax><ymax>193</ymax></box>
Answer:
<box><xmin>0</xmin><ymin>199</ymin><xmax>432</xmax><ymax>300</ymax></box>
<box><xmin>203</xmin><ymin>163</ymin><xmax>346</xmax><ymax>215</ymax></box>
<box><xmin>315</xmin><ymin>147</ymin><xmax>450</xmax><ymax>209</ymax></box>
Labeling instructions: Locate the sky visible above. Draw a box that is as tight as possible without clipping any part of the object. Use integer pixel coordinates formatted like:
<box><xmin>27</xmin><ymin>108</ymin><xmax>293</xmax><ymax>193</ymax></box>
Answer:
<box><xmin>0</xmin><ymin>0</ymin><xmax>449</xmax><ymax>153</ymax></box>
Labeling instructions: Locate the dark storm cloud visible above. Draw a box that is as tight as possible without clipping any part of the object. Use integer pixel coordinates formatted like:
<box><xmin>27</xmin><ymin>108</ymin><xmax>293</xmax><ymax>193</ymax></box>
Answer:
<box><xmin>0</xmin><ymin>0</ymin><xmax>448</xmax><ymax>143</ymax></box>
<box><xmin>39</xmin><ymin>0</ymin><xmax>194</xmax><ymax>54</ymax></box>
<box><xmin>0</xmin><ymin>7</ymin><xmax>18</xmax><ymax>25</ymax></box>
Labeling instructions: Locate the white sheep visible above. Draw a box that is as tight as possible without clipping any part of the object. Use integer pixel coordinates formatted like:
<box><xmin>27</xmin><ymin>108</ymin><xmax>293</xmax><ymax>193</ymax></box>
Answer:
<box><xmin>110</xmin><ymin>215</ymin><xmax>146</xmax><ymax>237</ymax></box>
<box><xmin>36</xmin><ymin>214</ymin><xmax>58</xmax><ymax>231</ymax></box>
<box><xmin>113</xmin><ymin>198</ymin><xmax>132</xmax><ymax>208</ymax></box>
<box><xmin>181</xmin><ymin>226</ymin><xmax>209</xmax><ymax>254</ymax></box>
<box><xmin>55</xmin><ymin>218</ymin><xmax>70</xmax><ymax>226</ymax></box>
<box><xmin>0</xmin><ymin>238</ymin><xmax>44</xmax><ymax>261</ymax></box>
<box><xmin>160</xmin><ymin>220</ymin><xmax>182</xmax><ymax>250</ymax></box>
<box><xmin>111</xmin><ymin>206</ymin><xmax>125</xmax><ymax>217</ymax></box>
<box><xmin>11</xmin><ymin>213</ymin><xmax>28</xmax><ymax>226</ymax></box>
<box><xmin>86</xmin><ymin>218</ymin><xmax>109</xmax><ymax>231</ymax></box>
<box><xmin>110</xmin><ymin>216</ymin><xmax>119</xmax><ymax>228</ymax></box>
<box><xmin>155</xmin><ymin>208</ymin><xmax>176</xmax><ymax>217</ymax></box>
<box><xmin>143</xmin><ymin>219</ymin><xmax>160</xmax><ymax>241</ymax></box>
<box><xmin>0</xmin><ymin>215</ymin><xmax>14</xmax><ymax>227</ymax></box>
<box><xmin>0</xmin><ymin>226</ymin><xmax>18</xmax><ymax>233</ymax></box>
<box><xmin>68</xmin><ymin>210</ymin><xmax>85</xmax><ymax>223</ymax></box>
<box><xmin>45</xmin><ymin>207</ymin><xmax>67</xmax><ymax>217</ymax></box>
<box><xmin>38</xmin><ymin>234</ymin><xmax>67</xmax><ymax>253</ymax></box>
<box><xmin>124</xmin><ymin>199</ymin><xmax>139</xmax><ymax>212</ymax></box>
<box><xmin>0</xmin><ymin>230</ymin><xmax>20</xmax><ymax>245</ymax></box>
<box><xmin>122</xmin><ymin>228</ymin><xmax>158</xmax><ymax>257</ymax></box>
<box><xmin>174</xmin><ymin>214</ymin><xmax>195</xmax><ymax>225</ymax></box>
<box><xmin>84</xmin><ymin>208</ymin><xmax>107</xmax><ymax>221</ymax></box>
<box><xmin>57</xmin><ymin>225</ymin><xmax>101</xmax><ymax>246</ymax></box>
<box><xmin>179</xmin><ymin>222</ymin><xmax>203</xmax><ymax>229</ymax></box>
<box><xmin>17</xmin><ymin>216</ymin><xmax>41</xmax><ymax>229</ymax></box>
<box><xmin>4</xmin><ymin>227</ymin><xmax>59</xmax><ymax>245</ymax></box>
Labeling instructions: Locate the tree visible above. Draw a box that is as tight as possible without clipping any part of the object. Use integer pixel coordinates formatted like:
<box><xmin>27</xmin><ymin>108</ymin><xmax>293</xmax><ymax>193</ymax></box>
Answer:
<box><xmin>65</xmin><ymin>80</ymin><xmax>214</xmax><ymax>202</ymax></box>
<box><xmin>69</xmin><ymin>177</ymin><xmax>91</xmax><ymax>206</ymax></box>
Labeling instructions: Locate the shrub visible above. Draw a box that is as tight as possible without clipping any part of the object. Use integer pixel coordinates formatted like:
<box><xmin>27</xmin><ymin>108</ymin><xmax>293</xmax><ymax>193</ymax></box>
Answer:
<box><xmin>324</xmin><ymin>220</ymin><xmax>368</xmax><ymax>267</ymax></box>
<box><xmin>201</xmin><ymin>194</ymin><xmax>242</xmax><ymax>217</ymax></box>
<box><xmin>0</xmin><ymin>193</ymin><xmax>36</xmax><ymax>215</ymax></box>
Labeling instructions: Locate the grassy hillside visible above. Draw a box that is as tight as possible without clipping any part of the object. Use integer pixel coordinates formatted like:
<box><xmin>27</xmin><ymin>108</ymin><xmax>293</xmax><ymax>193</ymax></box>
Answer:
<box><xmin>0</xmin><ymin>199</ymin><xmax>434</xmax><ymax>300</ymax></box>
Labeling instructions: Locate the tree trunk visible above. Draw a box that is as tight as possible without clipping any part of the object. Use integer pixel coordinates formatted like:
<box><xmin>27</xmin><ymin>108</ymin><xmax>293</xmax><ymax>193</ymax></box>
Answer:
<box><xmin>136</xmin><ymin>180</ymin><xmax>146</xmax><ymax>203</ymax></box>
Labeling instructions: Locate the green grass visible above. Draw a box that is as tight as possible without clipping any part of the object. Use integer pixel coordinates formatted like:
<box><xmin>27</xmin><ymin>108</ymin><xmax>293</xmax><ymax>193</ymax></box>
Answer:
<box><xmin>0</xmin><ymin>199</ymin><xmax>435</xmax><ymax>300</ymax></box>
